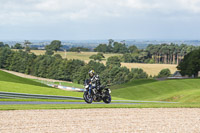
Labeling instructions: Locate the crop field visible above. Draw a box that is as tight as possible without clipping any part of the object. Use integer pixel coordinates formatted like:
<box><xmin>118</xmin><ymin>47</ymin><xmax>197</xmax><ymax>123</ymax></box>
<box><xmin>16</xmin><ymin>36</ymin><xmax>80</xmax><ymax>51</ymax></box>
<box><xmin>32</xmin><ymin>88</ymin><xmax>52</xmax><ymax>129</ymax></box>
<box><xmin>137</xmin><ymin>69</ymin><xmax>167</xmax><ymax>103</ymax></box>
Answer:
<box><xmin>121</xmin><ymin>63</ymin><xmax>177</xmax><ymax>76</ymax></box>
<box><xmin>31</xmin><ymin>50</ymin><xmax>121</xmax><ymax>62</ymax></box>
<box><xmin>30</xmin><ymin>50</ymin><xmax>177</xmax><ymax>75</ymax></box>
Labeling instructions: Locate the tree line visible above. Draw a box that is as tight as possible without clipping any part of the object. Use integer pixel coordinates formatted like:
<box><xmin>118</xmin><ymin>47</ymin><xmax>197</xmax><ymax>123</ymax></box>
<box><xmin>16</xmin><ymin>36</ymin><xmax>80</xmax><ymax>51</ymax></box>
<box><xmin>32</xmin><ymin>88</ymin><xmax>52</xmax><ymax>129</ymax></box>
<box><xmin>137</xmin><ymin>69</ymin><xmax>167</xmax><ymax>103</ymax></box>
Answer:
<box><xmin>95</xmin><ymin>41</ymin><xmax>199</xmax><ymax>64</ymax></box>
<box><xmin>4</xmin><ymin>39</ymin><xmax>200</xmax><ymax>65</ymax></box>
<box><xmin>0</xmin><ymin>46</ymin><xmax>149</xmax><ymax>85</ymax></box>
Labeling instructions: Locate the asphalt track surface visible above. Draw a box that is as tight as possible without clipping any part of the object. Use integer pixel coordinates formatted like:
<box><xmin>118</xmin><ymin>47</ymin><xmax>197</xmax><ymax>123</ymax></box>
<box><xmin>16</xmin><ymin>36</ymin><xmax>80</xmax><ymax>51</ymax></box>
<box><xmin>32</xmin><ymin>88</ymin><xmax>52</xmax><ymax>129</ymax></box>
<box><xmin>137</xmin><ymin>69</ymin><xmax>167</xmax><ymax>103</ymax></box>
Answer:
<box><xmin>0</xmin><ymin>101</ymin><xmax>140</xmax><ymax>105</ymax></box>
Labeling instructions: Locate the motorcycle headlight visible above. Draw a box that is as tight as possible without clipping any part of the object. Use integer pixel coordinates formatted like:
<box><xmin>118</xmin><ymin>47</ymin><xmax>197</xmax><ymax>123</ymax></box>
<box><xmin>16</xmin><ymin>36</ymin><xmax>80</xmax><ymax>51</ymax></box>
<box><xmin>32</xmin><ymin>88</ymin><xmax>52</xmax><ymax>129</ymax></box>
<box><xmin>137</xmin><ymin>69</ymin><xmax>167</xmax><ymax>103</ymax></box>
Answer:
<box><xmin>85</xmin><ymin>85</ymin><xmax>89</xmax><ymax>89</ymax></box>
<box><xmin>109</xmin><ymin>89</ymin><xmax>111</xmax><ymax>94</ymax></box>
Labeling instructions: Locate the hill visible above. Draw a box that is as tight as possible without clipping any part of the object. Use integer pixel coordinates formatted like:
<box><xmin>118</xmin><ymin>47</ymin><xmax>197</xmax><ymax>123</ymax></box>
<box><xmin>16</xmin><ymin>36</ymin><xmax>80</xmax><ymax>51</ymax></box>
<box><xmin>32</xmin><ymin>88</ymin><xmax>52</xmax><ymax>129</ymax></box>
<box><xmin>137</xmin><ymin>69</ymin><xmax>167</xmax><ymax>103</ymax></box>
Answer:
<box><xmin>0</xmin><ymin>70</ymin><xmax>47</xmax><ymax>87</ymax></box>
<box><xmin>111</xmin><ymin>79</ymin><xmax>200</xmax><ymax>103</ymax></box>
<box><xmin>0</xmin><ymin>70</ymin><xmax>82</xmax><ymax>97</ymax></box>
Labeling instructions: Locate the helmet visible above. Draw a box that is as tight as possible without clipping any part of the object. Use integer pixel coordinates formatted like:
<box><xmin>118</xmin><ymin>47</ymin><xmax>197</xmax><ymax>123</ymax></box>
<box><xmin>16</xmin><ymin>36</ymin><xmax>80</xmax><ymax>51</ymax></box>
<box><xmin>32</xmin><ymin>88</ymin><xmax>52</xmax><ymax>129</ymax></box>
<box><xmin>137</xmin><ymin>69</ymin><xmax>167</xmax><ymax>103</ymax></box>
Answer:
<box><xmin>89</xmin><ymin>70</ymin><xmax>95</xmax><ymax>78</ymax></box>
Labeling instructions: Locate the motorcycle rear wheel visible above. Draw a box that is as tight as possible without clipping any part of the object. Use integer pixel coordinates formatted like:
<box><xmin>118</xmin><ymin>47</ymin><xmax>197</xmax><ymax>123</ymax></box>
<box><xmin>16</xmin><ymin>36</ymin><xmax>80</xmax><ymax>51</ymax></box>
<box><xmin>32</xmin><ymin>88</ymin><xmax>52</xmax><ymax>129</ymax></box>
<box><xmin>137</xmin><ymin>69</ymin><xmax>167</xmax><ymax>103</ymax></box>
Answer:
<box><xmin>103</xmin><ymin>94</ymin><xmax>111</xmax><ymax>104</ymax></box>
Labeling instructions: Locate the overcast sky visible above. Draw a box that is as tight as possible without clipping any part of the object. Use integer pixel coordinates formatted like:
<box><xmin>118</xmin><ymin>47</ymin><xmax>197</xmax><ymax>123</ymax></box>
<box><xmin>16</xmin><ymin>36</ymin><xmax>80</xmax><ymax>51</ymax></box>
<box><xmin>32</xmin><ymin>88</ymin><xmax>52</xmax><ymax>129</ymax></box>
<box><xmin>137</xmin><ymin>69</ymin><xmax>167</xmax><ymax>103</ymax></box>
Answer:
<box><xmin>1</xmin><ymin>0</ymin><xmax>200</xmax><ymax>40</ymax></box>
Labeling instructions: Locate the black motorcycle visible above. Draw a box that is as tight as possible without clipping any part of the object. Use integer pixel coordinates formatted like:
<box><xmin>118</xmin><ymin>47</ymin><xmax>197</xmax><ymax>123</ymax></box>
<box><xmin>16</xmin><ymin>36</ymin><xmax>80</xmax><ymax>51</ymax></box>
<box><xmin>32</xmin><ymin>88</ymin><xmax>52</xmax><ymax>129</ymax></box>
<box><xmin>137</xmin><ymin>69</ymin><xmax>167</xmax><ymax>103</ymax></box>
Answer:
<box><xmin>83</xmin><ymin>80</ymin><xmax>111</xmax><ymax>104</ymax></box>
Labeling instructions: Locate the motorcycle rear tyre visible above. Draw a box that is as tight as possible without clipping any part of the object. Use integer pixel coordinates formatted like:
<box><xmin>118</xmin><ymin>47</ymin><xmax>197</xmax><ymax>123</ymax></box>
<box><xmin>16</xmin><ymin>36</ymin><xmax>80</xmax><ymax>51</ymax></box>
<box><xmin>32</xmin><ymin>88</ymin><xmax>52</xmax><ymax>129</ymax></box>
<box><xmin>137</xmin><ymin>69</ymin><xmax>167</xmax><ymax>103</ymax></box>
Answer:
<box><xmin>103</xmin><ymin>94</ymin><xmax>111</xmax><ymax>104</ymax></box>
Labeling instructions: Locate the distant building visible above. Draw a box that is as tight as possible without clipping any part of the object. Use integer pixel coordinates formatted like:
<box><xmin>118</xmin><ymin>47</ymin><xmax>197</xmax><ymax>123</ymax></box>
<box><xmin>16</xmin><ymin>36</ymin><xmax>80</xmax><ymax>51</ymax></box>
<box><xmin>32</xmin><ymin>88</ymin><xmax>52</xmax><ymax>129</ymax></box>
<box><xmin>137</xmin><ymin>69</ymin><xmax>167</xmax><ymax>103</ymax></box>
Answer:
<box><xmin>168</xmin><ymin>71</ymin><xmax>186</xmax><ymax>79</ymax></box>
<box><xmin>172</xmin><ymin>71</ymin><xmax>182</xmax><ymax>77</ymax></box>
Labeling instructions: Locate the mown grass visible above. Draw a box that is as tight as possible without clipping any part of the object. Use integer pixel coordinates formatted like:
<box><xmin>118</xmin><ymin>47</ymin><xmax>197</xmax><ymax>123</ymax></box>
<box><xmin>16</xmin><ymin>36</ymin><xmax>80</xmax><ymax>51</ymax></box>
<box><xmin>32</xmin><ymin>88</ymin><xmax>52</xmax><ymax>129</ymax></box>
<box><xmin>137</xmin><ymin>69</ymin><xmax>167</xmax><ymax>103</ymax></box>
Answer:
<box><xmin>110</xmin><ymin>79</ymin><xmax>157</xmax><ymax>90</ymax></box>
<box><xmin>0</xmin><ymin>70</ymin><xmax>47</xmax><ymax>87</ymax></box>
<box><xmin>111</xmin><ymin>78</ymin><xmax>200</xmax><ymax>103</ymax></box>
<box><xmin>1</xmin><ymin>103</ymin><xmax>200</xmax><ymax>110</ymax></box>
<box><xmin>0</xmin><ymin>81</ymin><xmax>83</xmax><ymax>97</ymax></box>
<box><xmin>0</xmin><ymin>70</ymin><xmax>83</xmax><ymax>98</ymax></box>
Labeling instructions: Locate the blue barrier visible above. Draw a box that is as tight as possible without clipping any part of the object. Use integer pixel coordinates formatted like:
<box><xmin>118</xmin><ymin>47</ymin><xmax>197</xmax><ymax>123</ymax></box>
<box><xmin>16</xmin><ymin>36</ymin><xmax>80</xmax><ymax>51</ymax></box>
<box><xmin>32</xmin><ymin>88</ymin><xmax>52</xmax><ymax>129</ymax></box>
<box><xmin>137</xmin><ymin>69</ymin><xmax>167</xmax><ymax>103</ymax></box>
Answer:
<box><xmin>47</xmin><ymin>84</ymin><xmax>85</xmax><ymax>92</ymax></box>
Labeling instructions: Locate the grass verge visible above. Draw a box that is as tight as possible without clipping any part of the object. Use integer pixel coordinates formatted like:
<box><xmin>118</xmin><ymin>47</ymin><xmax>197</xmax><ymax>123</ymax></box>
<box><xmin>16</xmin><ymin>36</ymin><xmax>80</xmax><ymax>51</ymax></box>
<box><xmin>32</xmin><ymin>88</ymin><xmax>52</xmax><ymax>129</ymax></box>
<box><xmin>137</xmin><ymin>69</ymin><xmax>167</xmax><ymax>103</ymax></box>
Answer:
<box><xmin>0</xmin><ymin>103</ymin><xmax>200</xmax><ymax>110</ymax></box>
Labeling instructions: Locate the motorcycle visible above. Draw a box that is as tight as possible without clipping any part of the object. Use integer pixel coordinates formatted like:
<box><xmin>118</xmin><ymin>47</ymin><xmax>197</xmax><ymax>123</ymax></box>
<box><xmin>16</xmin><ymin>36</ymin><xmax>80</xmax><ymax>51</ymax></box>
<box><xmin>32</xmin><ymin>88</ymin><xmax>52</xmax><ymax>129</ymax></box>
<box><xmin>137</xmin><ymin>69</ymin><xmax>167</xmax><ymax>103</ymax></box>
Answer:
<box><xmin>83</xmin><ymin>79</ymin><xmax>112</xmax><ymax>104</ymax></box>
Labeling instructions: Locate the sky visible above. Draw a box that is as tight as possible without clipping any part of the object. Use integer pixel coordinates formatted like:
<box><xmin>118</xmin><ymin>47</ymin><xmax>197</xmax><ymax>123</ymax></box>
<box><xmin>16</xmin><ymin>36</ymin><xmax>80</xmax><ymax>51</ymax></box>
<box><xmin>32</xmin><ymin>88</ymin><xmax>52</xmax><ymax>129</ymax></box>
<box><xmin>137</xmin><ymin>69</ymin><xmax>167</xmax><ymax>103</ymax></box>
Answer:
<box><xmin>1</xmin><ymin>0</ymin><xmax>200</xmax><ymax>40</ymax></box>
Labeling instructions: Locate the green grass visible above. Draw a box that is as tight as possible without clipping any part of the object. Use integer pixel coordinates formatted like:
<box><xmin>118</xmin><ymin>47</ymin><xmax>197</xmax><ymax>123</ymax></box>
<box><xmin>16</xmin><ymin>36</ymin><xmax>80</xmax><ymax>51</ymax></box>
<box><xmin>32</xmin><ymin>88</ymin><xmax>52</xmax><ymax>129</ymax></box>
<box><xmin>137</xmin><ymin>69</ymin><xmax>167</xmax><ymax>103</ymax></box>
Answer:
<box><xmin>1</xmin><ymin>103</ymin><xmax>200</xmax><ymax>110</ymax></box>
<box><xmin>0</xmin><ymin>98</ymin><xmax>83</xmax><ymax>102</ymax></box>
<box><xmin>0</xmin><ymin>70</ymin><xmax>123</xmax><ymax>101</ymax></box>
<box><xmin>110</xmin><ymin>79</ymin><xmax>157</xmax><ymax>90</ymax></box>
<box><xmin>0</xmin><ymin>81</ymin><xmax>82</xmax><ymax>97</ymax></box>
<box><xmin>0</xmin><ymin>70</ymin><xmax>83</xmax><ymax>98</ymax></box>
<box><xmin>0</xmin><ymin>70</ymin><xmax>47</xmax><ymax>87</ymax></box>
<box><xmin>112</xmin><ymin>78</ymin><xmax>200</xmax><ymax>103</ymax></box>
<box><xmin>1</xmin><ymin>69</ymin><xmax>200</xmax><ymax>110</ymax></box>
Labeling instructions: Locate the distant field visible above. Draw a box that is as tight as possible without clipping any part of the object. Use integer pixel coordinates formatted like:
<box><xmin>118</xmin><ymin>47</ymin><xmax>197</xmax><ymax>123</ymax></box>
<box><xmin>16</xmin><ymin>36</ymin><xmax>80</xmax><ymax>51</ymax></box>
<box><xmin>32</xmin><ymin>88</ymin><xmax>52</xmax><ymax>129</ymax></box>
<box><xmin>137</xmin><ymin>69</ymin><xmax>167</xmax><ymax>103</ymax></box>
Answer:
<box><xmin>30</xmin><ymin>50</ymin><xmax>177</xmax><ymax>76</ymax></box>
<box><xmin>121</xmin><ymin>63</ymin><xmax>177</xmax><ymax>76</ymax></box>
<box><xmin>31</xmin><ymin>50</ymin><xmax>121</xmax><ymax>62</ymax></box>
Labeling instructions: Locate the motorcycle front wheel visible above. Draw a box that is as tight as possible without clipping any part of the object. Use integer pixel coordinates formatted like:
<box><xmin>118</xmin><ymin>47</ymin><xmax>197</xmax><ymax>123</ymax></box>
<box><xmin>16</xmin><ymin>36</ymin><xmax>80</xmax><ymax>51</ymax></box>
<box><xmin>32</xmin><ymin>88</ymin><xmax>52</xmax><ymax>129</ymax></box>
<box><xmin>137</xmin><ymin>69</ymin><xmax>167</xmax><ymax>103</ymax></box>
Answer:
<box><xmin>103</xmin><ymin>94</ymin><xmax>111</xmax><ymax>104</ymax></box>
<box><xmin>83</xmin><ymin>91</ymin><xmax>93</xmax><ymax>104</ymax></box>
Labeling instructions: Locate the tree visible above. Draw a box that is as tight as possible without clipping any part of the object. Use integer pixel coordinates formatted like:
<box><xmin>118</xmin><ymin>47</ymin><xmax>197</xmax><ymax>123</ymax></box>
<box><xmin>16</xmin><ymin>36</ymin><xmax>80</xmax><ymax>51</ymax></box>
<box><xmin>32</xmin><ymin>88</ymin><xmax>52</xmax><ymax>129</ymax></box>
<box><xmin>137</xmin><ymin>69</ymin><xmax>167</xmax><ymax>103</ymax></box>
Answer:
<box><xmin>54</xmin><ymin>54</ymin><xmax>62</xmax><ymax>59</ymax></box>
<box><xmin>129</xmin><ymin>68</ymin><xmax>148</xmax><ymax>79</ymax></box>
<box><xmin>87</xmin><ymin>60</ymin><xmax>106</xmax><ymax>74</ymax></box>
<box><xmin>108</xmin><ymin>39</ymin><xmax>114</xmax><ymax>45</ymax></box>
<box><xmin>157</xmin><ymin>68</ymin><xmax>171</xmax><ymax>78</ymax></box>
<box><xmin>113</xmin><ymin>42</ymin><xmax>128</xmax><ymax>53</ymax></box>
<box><xmin>122</xmin><ymin>53</ymin><xmax>134</xmax><ymax>63</ymax></box>
<box><xmin>45</xmin><ymin>48</ymin><xmax>54</xmax><ymax>55</ymax></box>
<box><xmin>69</xmin><ymin>47</ymin><xmax>90</xmax><ymax>52</ymax></box>
<box><xmin>24</xmin><ymin>40</ymin><xmax>32</xmax><ymax>52</ymax></box>
<box><xmin>25</xmin><ymin>46</ymin><xmax>31</xmax><ymax>53</ymax></box>
<box><xmin>89</xmin><ymin>53</ymin><xmax>105</xmax><ymax>61</ymax></box>
<box><xmin>0</xmin><ymin>42</ymin><xmax>4</xmax><ymax>47</ymax></box>
<box><xmin>13</xmin><ymin>43</ymin><xmax>24</xmax><ymax>49</ymax></box>
<box><xmin>129</xmin><ymin>45</ymin><xmax>138</xmax><ymax>53</ymax></box>
<box><xmin>48</xmin><ymin>40</ymin><xmax>62</xmax><ymax>52</ymax></box>
<box><xmin>94</xmin><ymin>44</ymin><xmax>108</xmax><ymax>53</ymax></box>
<box><xmin>4</xmin><ymin>44</ymin><xmax>9</xmax><ymax>48</ymax></box>
<box><xmin>177</xmin><ymin>49</ymin><xmax>200</xmax><ymax>77</ymax></box>
<box><xmin>106</xmin><ymin>56</ymin><xmax>121</xmax><ymax>67</ymax></box>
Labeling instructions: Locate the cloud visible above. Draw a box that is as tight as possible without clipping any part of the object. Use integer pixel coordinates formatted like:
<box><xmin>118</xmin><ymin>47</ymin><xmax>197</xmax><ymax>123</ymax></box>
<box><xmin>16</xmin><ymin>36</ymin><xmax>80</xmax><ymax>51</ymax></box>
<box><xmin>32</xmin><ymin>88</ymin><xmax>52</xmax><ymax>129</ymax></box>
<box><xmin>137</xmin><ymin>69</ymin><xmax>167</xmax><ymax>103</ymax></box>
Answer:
<box><xmin>1</xmin><ymin>0</ymin><xmax>200</xmax><ymax>40</ymax></box>
<box><xmin>1</xmin><ymin>0</ymin><xmax>200</xmax><ymax>25</ymax></box>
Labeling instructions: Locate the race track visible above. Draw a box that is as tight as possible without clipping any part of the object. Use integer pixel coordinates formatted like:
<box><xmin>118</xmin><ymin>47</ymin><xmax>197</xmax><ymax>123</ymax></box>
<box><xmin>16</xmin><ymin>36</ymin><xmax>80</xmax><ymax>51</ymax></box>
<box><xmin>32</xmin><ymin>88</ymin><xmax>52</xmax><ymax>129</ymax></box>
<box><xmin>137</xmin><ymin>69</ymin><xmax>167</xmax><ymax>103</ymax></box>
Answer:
<box><xmin>0</xmin><ymin>101</ymin><xmax>139</xmax><ymax>105</ymax></box>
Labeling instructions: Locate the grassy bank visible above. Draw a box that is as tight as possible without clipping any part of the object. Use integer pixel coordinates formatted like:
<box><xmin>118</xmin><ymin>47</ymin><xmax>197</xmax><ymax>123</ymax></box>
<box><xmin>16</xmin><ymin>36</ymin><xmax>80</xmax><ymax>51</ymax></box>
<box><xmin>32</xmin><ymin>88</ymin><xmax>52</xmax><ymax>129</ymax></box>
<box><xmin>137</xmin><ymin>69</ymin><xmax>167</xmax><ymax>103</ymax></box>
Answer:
<box><xmin>0</xmin><ymin>70</ymin><xmax>82</xmax><ymax>98</ymax></box>
<box><xmin>111</xmin><ymin>79</ymin><xmax>200</xmax><ymax>103</ymax></box>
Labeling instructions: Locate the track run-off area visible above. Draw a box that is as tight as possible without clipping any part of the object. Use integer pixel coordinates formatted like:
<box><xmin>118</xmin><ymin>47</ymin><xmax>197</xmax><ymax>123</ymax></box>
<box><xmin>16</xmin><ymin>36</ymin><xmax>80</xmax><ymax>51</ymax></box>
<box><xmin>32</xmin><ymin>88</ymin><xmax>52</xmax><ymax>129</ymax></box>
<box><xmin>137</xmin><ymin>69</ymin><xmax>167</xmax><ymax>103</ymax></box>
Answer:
<box><xmin>1</xmin><ymin>108</ymin><xmax>200</xmax><ymax>133</ymax></box>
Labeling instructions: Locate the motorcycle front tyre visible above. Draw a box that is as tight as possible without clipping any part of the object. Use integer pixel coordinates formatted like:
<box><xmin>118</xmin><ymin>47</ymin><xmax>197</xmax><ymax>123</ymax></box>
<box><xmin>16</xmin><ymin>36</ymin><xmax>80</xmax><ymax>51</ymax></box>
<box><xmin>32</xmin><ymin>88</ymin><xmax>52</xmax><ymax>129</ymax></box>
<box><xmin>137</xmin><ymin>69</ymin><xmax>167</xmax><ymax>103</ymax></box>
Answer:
<box><xmin>83</xmin><ymin>91</ymin><xmax>93</xmax><ymax>104</ymax></box>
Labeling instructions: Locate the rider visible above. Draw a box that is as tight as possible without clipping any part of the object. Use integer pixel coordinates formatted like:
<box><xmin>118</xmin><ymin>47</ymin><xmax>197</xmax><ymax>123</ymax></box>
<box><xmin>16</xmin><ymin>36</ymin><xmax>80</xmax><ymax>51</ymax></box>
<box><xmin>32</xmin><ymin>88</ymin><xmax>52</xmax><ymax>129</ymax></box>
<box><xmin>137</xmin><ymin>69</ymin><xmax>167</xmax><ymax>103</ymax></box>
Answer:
<box><xmin>88</xmin><ymin>70</ymin><xmax>101</xmax><ymax>95</ymax></box>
